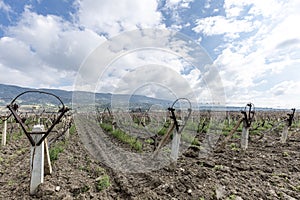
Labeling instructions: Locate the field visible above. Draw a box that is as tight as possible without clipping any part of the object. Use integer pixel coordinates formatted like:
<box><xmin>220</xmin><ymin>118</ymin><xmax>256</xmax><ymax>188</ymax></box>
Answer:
<box><xmin>0</xmin><ymin>110</ymin><xmax>300</xmax><ymax>200</ymax></box>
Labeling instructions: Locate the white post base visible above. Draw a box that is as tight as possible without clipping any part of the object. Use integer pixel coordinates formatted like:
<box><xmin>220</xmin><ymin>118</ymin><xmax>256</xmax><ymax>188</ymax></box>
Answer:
<box><xmin>241</xmin><ymin>127</ymin><xmax>249</xmax><ymax>150</ymax></box>
<box><xmin>170</xmin><ymin>131</ymin><xmax>181</xmax><ymax>162</ymax></box>
<box><xmin>281</xmin><ymin>126</ymin><xmax>288</xmax><ymax>143</ymax></box>
<box><xmin>30</xmin><ymin>125</ymin><xmax>45</xmax><ymax>195</ymax></box>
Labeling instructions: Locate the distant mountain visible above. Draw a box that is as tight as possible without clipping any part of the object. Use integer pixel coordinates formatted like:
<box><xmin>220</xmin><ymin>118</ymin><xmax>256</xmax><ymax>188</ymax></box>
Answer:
<box><xmin>0</xmin><ymin>84</ymin><xmax>286</xmax><ymax>111</ymax></box>
<box><xmin>0</xmin><ymin>84</ymin><xmax>73</xmax><ymax>106</ymax></box>
<box><xmin>0</xmin><ymin>84</ymin><xmax>171</xmax><ymax>109</ymax></box>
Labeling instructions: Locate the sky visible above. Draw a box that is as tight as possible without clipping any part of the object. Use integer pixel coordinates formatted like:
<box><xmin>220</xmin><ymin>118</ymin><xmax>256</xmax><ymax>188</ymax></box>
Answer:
<box><xmin>0</xmin><ymin>0</ymin><xmax>300</xmax><ymax>108</ymax></box>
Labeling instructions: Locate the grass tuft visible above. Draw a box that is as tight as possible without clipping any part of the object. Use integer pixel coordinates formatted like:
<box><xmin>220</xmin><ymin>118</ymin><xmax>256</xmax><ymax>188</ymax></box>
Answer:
<box><xmin>96</xmin><ymin>175</ymin><xmax>111</xmax><ymax>191</ymax></box>
<box><xmin>49</xmin><ymin>141</ymin><xmax>65</xmax><ymax>161</ymax></box>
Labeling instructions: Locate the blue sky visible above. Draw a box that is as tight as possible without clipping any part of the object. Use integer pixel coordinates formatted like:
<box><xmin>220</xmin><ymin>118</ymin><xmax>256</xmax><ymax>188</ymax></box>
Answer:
<box><xmin>0</xmin><ymin>0</ymin><xmax>300</xmax><ymax>108</ymax></box>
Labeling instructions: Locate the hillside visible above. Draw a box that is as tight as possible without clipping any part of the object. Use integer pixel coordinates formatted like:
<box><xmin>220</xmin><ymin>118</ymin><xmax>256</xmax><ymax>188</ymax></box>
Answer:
<box><xmin>0</xmin><ymin>84</ymin><xmax>171</xmax><ymax>108</ymax></box>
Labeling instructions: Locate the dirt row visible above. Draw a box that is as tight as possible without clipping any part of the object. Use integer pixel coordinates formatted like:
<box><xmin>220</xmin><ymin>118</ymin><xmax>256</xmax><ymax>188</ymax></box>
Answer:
<box><xmin>0</xmin><ymin>118</ymin><xmax>300</xmax><ymax>199</ymax></box>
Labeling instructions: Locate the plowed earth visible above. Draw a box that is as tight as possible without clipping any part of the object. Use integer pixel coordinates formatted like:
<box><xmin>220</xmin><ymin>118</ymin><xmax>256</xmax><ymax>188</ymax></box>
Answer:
<box><xmin>0</xmin><ymin>121</ymin><xmax>300</xmax><ymax>200</ymax></box>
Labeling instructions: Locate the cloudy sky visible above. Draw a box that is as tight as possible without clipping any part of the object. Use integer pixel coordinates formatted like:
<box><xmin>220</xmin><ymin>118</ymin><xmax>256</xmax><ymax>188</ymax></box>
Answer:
<box><xmin>0</xmin><ymin>0</ymin><xmax>300</xmax><ymax>108</ymax></box>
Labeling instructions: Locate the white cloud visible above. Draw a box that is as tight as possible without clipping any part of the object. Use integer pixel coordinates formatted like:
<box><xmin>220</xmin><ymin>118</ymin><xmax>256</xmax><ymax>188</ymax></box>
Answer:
<box><xmin>1</xmin><ymin>0</ymin><xmax>298</xmax><ymax>108</ymax></box>
<box><xmin>165</xmin><ymin>0</ymin><xmax>194</xmax><ymax>9</ymax></box>
<box><xmin>7</xmin><ymin>8</ymin><xmax>105</xmax><ymax>71</ymax></box>
<box><xmin>95</xmin><ymin>49</ymin><xmax>201</xmax><ymax>100</ymax></box>
<box><xmin>163</xmin><ymin>0</ymin><xmax>194</xmax><ymax>27</ymax></box>
<box><xmin>73</xmin><ymin>28</ymin><xmax>222</xmax><ymax>105</ymax></box>
<box><xmin>193</xmin><ymin>0</ymin><xmax>300</xmax><ymax>107</ymax></box>
<box><xmin>193</xmin><ymin>15</ymin><xmax>258</xmax><ymax>39</ymax></box>
<box><xmin>0</xmin><ymin>0</ymin><xmax>12</xmax><ymax>13</ymax></box>
<box><xmin>268</xmin><ymin>81</ymin><xmax>300</xmax><ymax>108</ymax></box>
<box><xmin>74</xmin><ymin>0</ymin><xmax>164</xmax><ymax>37</ymax></box>
<box><xmin>0</xmin><ymin>7</ymin><xmax>106</xmax><ymax>89</ymax></box>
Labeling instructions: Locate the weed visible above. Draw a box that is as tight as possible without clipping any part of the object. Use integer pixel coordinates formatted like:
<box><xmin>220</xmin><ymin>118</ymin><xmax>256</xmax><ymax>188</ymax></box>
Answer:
<box><xmin>100</xmin><ymin>123</ymin><xmax>142</xmax><ymax>152</ymax></box>
<box><xmin>158</xmin><ymin>120</ymin><xmax>171</xmax><ymax>135</ymax></box>
<box><xmin>232</xmin><ymin>133</ymin><xmax>240</xmax><ymax>139</ymax></box>
<box><xmin>100</xmin><ymin>123</ymin><xmax>113</xmax><ymax>132</ymax></box>
<box><xmin>71</xmin><ymin>185</ymin><xmax>90</xmax><ymax>197</ymax></box>
<box><xmin>229</xmin><ymin>143</ymin><xmax>239</xmax><ymax>151</ymax></box>
<box><xmin>282</xmin><ymin>151</ymin><xmax>289</xmax><ymax>157</ymax></box>
<box><xmin>192</xmin><ymin>138</ymin><xmax>200</xmax><ymax>146</ymax></box>
<box><xmin>49</xmin><ymin>141</ymin><xmax>65</xmax><ymax>161</ymax></box>
<box><xmin>145</xmin><ymin>138</ymin><xmax>154</xmax><ymax>144</ymax></box>
<box><xmin>8</xmin><ymin>180</ymin><xmax>15</xmax><ymax>186</ymax></box>
<box><xmin>226</xmin><ymin>194</ymin><xmax>236</xmax><ymax>200</ymax></box>
<box><xmin>16</xmin><ymin>147</ymin><xmax>27</xmax><ymax>155</ymax></box>
<box><xmin>96</xmin><ymin>175</ymin><xmax>111</xmax><ymax>191</ymax></box>
<box><xmin>94</xmin><ymin>167</ymin><xmax>106</xmax><ymax>177</ymax></box>
<box><xmin>213</xmin><ymin>165</ymin><xmax>224</xmax><ymax>170</ymax></box>
<box><xmin>10</xmin><ymin>131</ymin><xmax>23</xmax><ymax>141</ymax></box>
<box><xmin>158</xmin><ymin>126</ymin><xmax>168</xmax><ymax>135</ymax></box>
<box><xmin>111</xmin><ymin>128</ymin><xmax>142</xmax><ymax>152</ymax></box>
<box><xmin>80</xmin><ymin>185</ymin><xmax>90</xmax><ymax>193</ymax></box>
<box><xmin>69</xmin><ymin>124</ymin><xmax>76</xmax><ymax>135</ymax></box>
<box><xmin>181</xmin><ymin>132</ymin><xmax>200</xmax><ymax>146</ymax></box>
<box><xmin>79</xmin><ymin>165</ymin><xmax>88</xmax><ymax>172</ymax></box>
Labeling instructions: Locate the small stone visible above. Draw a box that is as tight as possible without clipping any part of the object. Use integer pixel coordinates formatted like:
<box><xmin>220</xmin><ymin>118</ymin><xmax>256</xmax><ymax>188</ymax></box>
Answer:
<box><xmin>187</xmin><ymin>189</ymin><xmax>192</xmax><ymax>194</ymax></box>
<box><xmin>55</xmin><ymin>186</ymin><xmax>60</xmax><ymax>192</ymax></box>
<box><xmin>215</xmin><ymin>185</ymin><xmax>226</xmax><ymax>199</ymax></box>
<box><xmin>62</xmin><ymin>194</ymin><xmax>73</xmax><ymax>200</ymax></box>
<box><xmin>235</xmin><ymin>196</ymin><xmax>243</xmax><ymax>200</ymax></box>
<box><xmin>180</xmin><ymin>168</ymin><xmax>185</xmax><ymax>172</ymax></box>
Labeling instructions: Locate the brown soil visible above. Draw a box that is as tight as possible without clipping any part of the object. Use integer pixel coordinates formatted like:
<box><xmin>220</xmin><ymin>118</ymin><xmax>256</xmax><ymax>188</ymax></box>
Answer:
<box><xmin>0</xmin><ymin>122</ymin><xmax>300</xmax><ymax>200</ymax></box>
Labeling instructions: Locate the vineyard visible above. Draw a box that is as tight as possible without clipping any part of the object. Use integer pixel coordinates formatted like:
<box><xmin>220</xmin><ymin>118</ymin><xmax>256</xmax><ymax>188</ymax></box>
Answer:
<box><xmin>0</xmin><ymin>94</ymin><xmax>300</xmax><ymax>199</ymax></box>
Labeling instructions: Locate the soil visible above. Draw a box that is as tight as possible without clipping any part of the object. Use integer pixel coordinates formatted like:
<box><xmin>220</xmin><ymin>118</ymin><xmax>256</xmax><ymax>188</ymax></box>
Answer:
<box><xmin>0</xmin><ymin>120</ymin><xmax>300</xmax><ymax>200</ymax></box>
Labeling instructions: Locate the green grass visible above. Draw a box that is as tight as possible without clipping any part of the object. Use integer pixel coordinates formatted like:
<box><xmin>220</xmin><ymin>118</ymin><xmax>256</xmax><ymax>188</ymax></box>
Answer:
<box><xmin>5</xmin><ymin>131</ymin><xmax>24</xmax><ymax>142</ymax></box>
<box><xmin>49</xmin><ymin>141</ymin><xmax>65</xmax><ymax>161</ymax></box>
<box><xmin>100</xmin><ymin>123</ymin><xmax>142</xmax><ymax>152</ymax></box>
<box><xmin>100</xmin><ymin>123</ymin><xmax>113</xmax><ymax>132</ymax></box>
<box><xmin>111</xmin><ymin>129</ymin><xmax>142</xmax><ymax>152</ymax></box>
<box><xmin>69</xmin><ymin>124</ymin><xmax>76</xmax><ymax>135</ymax></box>
<box><xmin>145</xmin><ymin>138</ymin><xmax>154</xmax><ymax>144</ymax></box>
<box><xmin>12</xmin><ymin>131</ymin><xmax>23</xmax><ymax>140</ymax></box>
<box><xmin>96</xmin><ymin>174</ymin><xmax>111</xmax><ymax>191</ymax></box>
<box><xmin>157</xmin><ymin>120</ymin><xmax>171</xmax><ymax>135</ymax></box>
<box><xmin>213</xmin><ymin>164</ymin><xmax>224</xmax><ymax>170</ymax></box>
<box><xmin>229</xmin><ymin>143</ymin><xmax>239</xmax><ymax>151</ymax></box>
<box><xmin>226</xmin><ymin>194</ymin><xmax>237</xmax><ymax>200</ymax></box>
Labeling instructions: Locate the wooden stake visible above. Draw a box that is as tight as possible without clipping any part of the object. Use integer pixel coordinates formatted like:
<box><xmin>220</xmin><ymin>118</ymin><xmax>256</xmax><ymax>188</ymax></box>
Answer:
<box><xmin>153</xmin><ymin>123</ymin><xmax>175</xmax><ymax>157</ymax></box>
<box><xmin>65</xmin><ymin>127</ymin><xmax>70</xmax><ymax>139</ymax></box>
<box><xmin>216</xmin><ymin>118</ymin><xmax>243</xmax><ymax>151</ymax></box>
<box><xmin>44</xmin><ymin>138</ymin><xmax>52</xmax><ymax>175</ymax></box>
<box><xmin>1</xmin><ymin>120</ymin><xmax>7</xmax><ymax>146</ymax></box>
